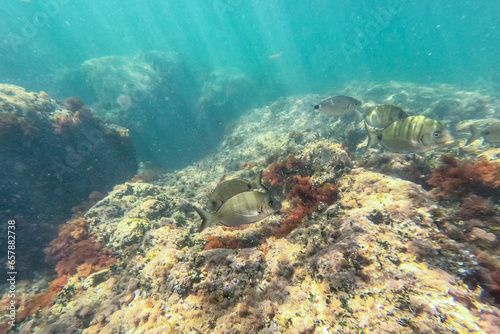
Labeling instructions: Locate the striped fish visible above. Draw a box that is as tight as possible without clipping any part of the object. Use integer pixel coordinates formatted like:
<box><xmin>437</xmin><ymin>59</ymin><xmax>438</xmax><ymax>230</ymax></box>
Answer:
<box><xmin>358</xmin><ymin>104</ymin><xmax>408</xmax><ymax>128</ymax></box>
<box><xmin>365</xmin><ymin>115</ymin><xmax>454</xmax><ymax>153</ymax></box>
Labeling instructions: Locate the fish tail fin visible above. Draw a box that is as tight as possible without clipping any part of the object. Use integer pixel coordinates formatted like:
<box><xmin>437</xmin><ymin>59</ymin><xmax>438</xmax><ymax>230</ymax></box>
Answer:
<box><xmin>253</xmin><ymin>170</ymin><xmax>270</xmax><ymax>192</ymax></box>
<box><xmin>466</xmin><ymin>125</ymin><xmax>482</xmax><ymax>145</ymax></box>
<box><xmin>365</xmin><ymin>121</ymin><xmax>378</xmax><ymax>151</ymax></box>
<box><xmin>355</xmin><ymin>109</ymin><xmax>364</xmax><ymax>124</ymax></box>
<box><xmin>194</xmin><ymin>206</ymin><xmax>213</xmax><ymax>232</ymax></box>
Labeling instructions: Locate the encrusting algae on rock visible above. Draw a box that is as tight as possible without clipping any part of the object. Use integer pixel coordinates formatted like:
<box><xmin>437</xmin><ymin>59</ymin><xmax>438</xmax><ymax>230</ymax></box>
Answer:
<box><xmin>2</xmin><ymin>81</ymin><xmax>500</xmax><ymax>333</ymax></box>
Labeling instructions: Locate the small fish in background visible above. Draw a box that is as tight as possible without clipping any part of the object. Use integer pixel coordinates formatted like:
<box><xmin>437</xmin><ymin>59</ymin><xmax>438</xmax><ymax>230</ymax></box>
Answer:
<box><xmin>466</xmin><ymin>122</ymin><xmax>500</xmax><ymax>145</ymax></box>
<box><xmin>209</xmin><ymin>171</ymin><xmax>265</xmax><ymax>212</ymax></box>
<box><xmin>313</xmin><ymin>96</ymin><xmax>362</xmax><ymax>115</ymax></box>
<box><xmin>195</xmin><ymin>190</ymin><xmax>282</xmax><ymax>232</ymax></box>
<box><xmin>269</xmin><ymin>52</ymin><xmax>283</xmax><ymax>59</ymax></box>
<box><xmin>357</xmin><ymin>104</ymin><xmax>408</xmax><ymax>128</ymax></box>
<box><xmin>365</xmin><ymin>115</ymin><xmax>454</xmax><ymax>153</ymax></box>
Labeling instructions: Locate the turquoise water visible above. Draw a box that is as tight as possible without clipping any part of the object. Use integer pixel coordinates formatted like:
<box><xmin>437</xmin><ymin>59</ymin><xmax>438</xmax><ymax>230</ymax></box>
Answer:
<box><xmin>1</xmin><ymin>0</ymin><xmax>499</xmax><ymax>97</ymax></box>
<box><xmin>1</xmin><ymin>0</ymin><xmax>499</xmax><ymax>168</ymax></box>
<box><xmin>2</xmin><ymin>3</ymin><xmax>500</xmax><ymax>328</ymax></box>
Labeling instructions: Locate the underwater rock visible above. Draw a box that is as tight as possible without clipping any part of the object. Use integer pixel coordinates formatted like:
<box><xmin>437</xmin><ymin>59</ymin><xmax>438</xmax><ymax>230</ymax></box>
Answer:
<box><xmin>359</xmin><ymin>152</ymin><xmax>432</xmax><ymax>185</ymax></box>
<box><xmin>0</xmin><ymin>84</ymin><xmax>137</xmax><ymax>276</ymax></box>
<box><xmin>81</xmin><ymin>51</ymin><xmax>187</xmax><ymax>110</ymax></box>
<box><xmin>68</xmin><ymin>52</ymin><xmax>271</xmax><ymax>169</ymax></box>
<box><xmin>76</xmin><ymin>51</ymin><xmax>201</xmax><ymax>168</ymax></box>
<box><xmin>85</xmin><ymin>182</ymin><xmax>180</xmax><ymax>257</ymax></box>
<box><xmin>197</xmin><ymin>68</ymin><xmax>265</xmax><ymax>128</ymax></box>
<box><xmin>5</xmin><ymin>83</ymin><xmax>500</xmax><ymax>333</ymax></box>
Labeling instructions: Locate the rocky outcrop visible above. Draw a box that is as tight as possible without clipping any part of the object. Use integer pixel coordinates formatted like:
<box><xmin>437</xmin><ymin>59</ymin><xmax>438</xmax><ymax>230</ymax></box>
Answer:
<box><xmin>0</xmin><ymin>84</ymin><xmax>137</xmax><ymax>274</ymax></box>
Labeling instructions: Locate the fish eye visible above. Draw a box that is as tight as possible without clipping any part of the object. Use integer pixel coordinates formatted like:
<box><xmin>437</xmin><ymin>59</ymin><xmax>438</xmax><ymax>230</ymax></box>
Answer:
<box><xmin>398</xmin><ymin>111</ymin><xmax>405</xmax><ymax>118</ymax></box>
<box><xmin>269</xmin><ymin>200</ymin><xmax>274</xmax><ymax>206</ymax></box>
<box><xmin>433</xmin><ymin>130</ymin><xmax>442</xmax><ymax>137</ymax></box>
<box><xmin>313</xmin><ymin>105</ymin><xmax>319</xmax><ymax>109</ymax></box>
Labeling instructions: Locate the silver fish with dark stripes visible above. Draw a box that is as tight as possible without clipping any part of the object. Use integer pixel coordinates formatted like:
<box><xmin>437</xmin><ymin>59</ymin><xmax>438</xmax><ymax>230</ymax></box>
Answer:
<box><xmin>365</xmin><ymin>115</ymin><xmax>454</xmax><ymax>153</ymax></box>
<box><xmin>357</xmin><ymin>104</ymin><xmax>408</xmax><ymax>128</ymax></box>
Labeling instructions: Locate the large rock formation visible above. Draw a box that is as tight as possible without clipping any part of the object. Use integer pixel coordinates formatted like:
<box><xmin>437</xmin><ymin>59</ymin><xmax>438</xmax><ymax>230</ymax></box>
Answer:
<box><xmin>56</xmin><ymin>51</ymin><xmax>272</xmax><ymax>169</ymax></box>
<box><xmin>0</xmin><ymin>84</ymin><xmax>137</xmax><ymax>275</ymax></box>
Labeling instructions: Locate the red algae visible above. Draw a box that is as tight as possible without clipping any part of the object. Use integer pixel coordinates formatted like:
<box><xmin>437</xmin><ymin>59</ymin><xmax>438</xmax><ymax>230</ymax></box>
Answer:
<box><xmin>427</xmin><ymin>155</ymin><xmax>500</xmax><ymax>199</ymax></box>
<box><xmin>9</xmin><ymin>275</ymin><xmax>70</xmax><ymax>326</ymax></box>
<box><xmin>459</xmin><ymin>194</ymin><xmax>496</xmax><ymax>219</ymax></box>
<box><xmin>262</xmin><ymin>155</ymin><xmax>339</xmax><ymax>238</ymax></box>
<box><xmin>45</xmin><ymin>217</ymin><xmax>116</xmax><ymax>277</ymax></box>
<box><xmin>64</xmin><ymin>96</ymin><xmax>85</xmax><ymax>112</ymax></box>
<box><xmin>491</xmin><ymin>267</ymin><xmax>500</xmax><ymax>304</ymax></box>
<box><xmin>1</xmin><ymin>215</ymin><xmax>119</xmax><ymax>325</ymax></box>
<box><xmin>205</xmin><ymin>235</ymin><xmax>244</xmax><ymax>250</ymax></box>
<box><xmin>54</xmin><ymin>239</ymin><xmax>116</xmax><ymax>277</ymax></box>
<box><xmin>263</xmin><ymin>154</ymin><xmax>309</xmax><ymax>193</ymax></box>
<box><xmin>274</xmin><ymin>176</ymin><xmax>338</xmax><ymax>238</ymax></box>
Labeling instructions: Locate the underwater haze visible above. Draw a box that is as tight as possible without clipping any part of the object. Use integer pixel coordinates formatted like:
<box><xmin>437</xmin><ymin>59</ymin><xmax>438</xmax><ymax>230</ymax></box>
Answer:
<box><xmin>3</xmin><ymin>1</ymin><xmax>500</xmax><ymax>333</ymax></box>
<box><xmin>1</xmin><ymin>0</ymin><xmax>499</xmax><ymax>96</ymax></box>
<box><xmin>2</xmin><ymin>0</ymin><xmax>499</xmax><ymax>169</ymax></box>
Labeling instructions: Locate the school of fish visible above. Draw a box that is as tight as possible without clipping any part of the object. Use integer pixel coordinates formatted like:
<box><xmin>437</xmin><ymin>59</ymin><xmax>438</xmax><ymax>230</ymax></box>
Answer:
<box><xmin>314</xmin><ymin>95</ymin><xmax>458</xmax><ymax>154</ymax></box>
<box><xmin>194</xmin><ymin>95</ymin><xmax>497</xmax><ymax>232</ymax></box>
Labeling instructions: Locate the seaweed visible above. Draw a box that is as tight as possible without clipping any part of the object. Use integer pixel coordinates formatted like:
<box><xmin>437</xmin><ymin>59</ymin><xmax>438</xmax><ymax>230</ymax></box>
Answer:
<box><xmin>459</xmin><ymin>194</ymin><xmax>496</xmax><ymax>219</ymax></box>
<box><xmin>45</xmin><ymin>218</ymin><xmax>116</xmax><ymax>277</ymax></box>
<box><xmin>64</xmin><ymin>96</ymin><xmax>85</xmax><ymax>112</ymax></box>
<box><xmin>205</xmin><ymin>235</ymin><xmax>243</xmax><ymax>250</ymax></box>
<box><xmin>491</xmin><ymin>267</ymin><xmax>500</xmax><ymax>304</ymax></box>
<box><xmin>426</xmin><ymin>155</ymin><xmax>500</xmax><ymax>200</ymax></box>
<box><xmin>273</xmin><ymin>176</ymin><xmax>338</xmax><ymax>238</ymax></box>
<box><xmin>263</xmin><ymin>154</ymin><xmax>310</xmax><ymax>194</ymax></box>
